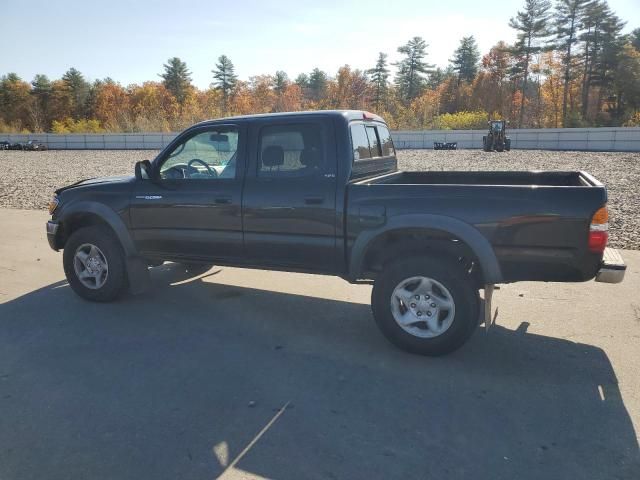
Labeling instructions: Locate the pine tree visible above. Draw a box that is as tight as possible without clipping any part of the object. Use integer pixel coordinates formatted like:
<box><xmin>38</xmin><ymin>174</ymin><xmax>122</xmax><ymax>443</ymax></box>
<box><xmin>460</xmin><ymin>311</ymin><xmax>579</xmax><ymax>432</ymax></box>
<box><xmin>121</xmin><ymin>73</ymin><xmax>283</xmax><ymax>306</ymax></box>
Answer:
<box><xmin>614</xmin><ymin>43</ymin><xmax>640</xmax><ymax>120</ymax></box>
<box><xmin>160</xmin><ymin>57</ymin><xmax>192</xmax><ymax>105</ymax></box>
<box><xmin>630</xmin><ymin>28</ymin><xmax>640</xmax><ymax>51</ymax></box>
<box><xmin>426</xmin><ymin>67</ymin><xmax>454</xmax><ymax>89</ymax></box>
<box><xmin>29</xmin><ymin>75</ymin><xmax>52</xmax><ymax>131</ymax></box>
<box><xmin>308</xmin><ymin>68</ymin><xmax>328</xmax><ymax>101</ymax></box>
<box><xmin>294</xmin><ymin>73</ymin><xmax>309</xmax><ymax>88</ymax></box>
<box><xmin>366</xmin><ymin>52</ymin><xmax>390</xmax><ymax>111</ymax></box>
<box><xmin>579</xmin><ymin>1</ymin><xmax>624</xmax><ymax>120</ymax></box>
<box><xmin>394</xmin><ymin>37</ymin><xmax>434</xmax><ymax>102</ymax></box>
<box><xmin>274</xmin><ymin>71</ymin><xmax>289</xmax><ymax>95</ymax></box>
<box><xmin>62</xmin><ymin>68</ymin><xmax>90</xmax><ymax>120</ymax></box>
<box><xmin>553</xmin><ymin>0</ymin><xmax>590</xmax><ymax>125</ymax></box>
<box><xmin>509</xmin><ymin>0</ymin><xmax>552</xmax><ymax>127</ymax></box>
<box><xmin>594</xmin><ymin>12</ymin><xmax>626</xmax><ymax>122</ymax></box>
<box><xmin>294</xmin><ymin>74</ymin><xmax>310</xmax><ymax>103</ymax></box>
<box><xmin>450</xmin><ymin>36</ymin><xmax>480</xmax><ymax>84</ymax></box>
<box><xmin>212</xmin><ymin>55</ymin><xmax>238</xmax><ymax>115</ymax></box>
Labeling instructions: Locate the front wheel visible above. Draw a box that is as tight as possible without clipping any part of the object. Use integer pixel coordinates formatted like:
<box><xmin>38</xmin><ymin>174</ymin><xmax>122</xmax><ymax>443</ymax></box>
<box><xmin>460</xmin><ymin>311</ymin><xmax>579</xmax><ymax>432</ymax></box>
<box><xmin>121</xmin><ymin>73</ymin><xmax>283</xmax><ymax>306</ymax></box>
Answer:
<box><xmin>371</xmin><ymin>256</ymin><xmax>479</xmax><ymax>356</ymax></box>
<box><xmin>483</xmin><ymin>136</ymin><xmax>492</xmax><ymax>152</ymax></box>
<box><xmin>63</xmin><ymin>226</ymin><xmax>127</xmax><ymax>302</ymax></box>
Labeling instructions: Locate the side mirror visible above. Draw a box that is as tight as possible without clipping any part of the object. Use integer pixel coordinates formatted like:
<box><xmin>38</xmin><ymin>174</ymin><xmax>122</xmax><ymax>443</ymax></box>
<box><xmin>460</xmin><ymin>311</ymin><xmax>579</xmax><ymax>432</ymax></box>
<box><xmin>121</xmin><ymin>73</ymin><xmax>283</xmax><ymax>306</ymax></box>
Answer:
<box><xmin>135</xmin><ymin>160</ymin><xmax>154</xmax><ymax>181</ymax></box>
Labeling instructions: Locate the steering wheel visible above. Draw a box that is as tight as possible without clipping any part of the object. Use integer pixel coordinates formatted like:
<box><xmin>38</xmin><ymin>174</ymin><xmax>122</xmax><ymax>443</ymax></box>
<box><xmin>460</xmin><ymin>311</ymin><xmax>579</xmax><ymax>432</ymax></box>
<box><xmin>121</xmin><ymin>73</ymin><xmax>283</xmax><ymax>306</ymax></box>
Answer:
<box><xmin>162</xmin><ymin>164</ymin><xmax>189</xmax><ymax>179</ymax></box>
<box><xmin>188</xmin><ymin>159</ymin><xmax>217</xmax><ymax>178</ymax></box>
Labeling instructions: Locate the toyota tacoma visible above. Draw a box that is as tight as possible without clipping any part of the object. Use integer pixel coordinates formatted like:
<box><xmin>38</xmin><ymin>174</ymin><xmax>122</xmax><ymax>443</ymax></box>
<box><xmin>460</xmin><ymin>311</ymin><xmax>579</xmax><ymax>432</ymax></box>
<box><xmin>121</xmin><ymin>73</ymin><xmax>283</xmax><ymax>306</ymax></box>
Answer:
<box><xmin>46</xmin><ymin>110</ymin><xmax>626</xmax><ymax>355</ymax></box>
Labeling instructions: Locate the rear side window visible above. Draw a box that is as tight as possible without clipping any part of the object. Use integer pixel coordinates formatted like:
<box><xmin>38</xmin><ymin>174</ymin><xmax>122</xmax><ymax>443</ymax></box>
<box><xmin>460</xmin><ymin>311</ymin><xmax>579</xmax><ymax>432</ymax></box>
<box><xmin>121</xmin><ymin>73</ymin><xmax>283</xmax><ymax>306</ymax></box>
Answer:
<box><xmin>377</xmin><ymin>125</ymin><xmax>395</xmax><ymax>157</ymax></box>
<box><xmin>366</xmin><ymin>126</ymin><xmax>381</xmax><ymax>157</ymax></box>
<box><xmin>258</xmin><ymin>123</ymin><xmax>324</xmax><ymax>177</ymax></box>
<box><xmin>350</xmin><ymin>124</ymin><xmax>371</xmax><ymax>160</ymax></box>
<box><xmin>351</xmin><ymin>123</ymin><xmax>394</xmax><ymax>161</ymax></box>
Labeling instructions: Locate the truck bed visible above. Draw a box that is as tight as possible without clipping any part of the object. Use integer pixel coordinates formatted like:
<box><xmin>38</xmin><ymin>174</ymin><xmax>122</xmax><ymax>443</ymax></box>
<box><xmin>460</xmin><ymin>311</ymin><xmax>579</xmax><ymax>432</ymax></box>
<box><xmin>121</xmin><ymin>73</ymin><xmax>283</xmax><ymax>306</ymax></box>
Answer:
<box><xmin>364</xmin><ymin>170</ymin><xmax>602</xmax><ymax>187</ymax></box>
<box><xmin>346</xmin><ymin>169</ymin><xmax>608</xmax><ymax>283</ymax></box>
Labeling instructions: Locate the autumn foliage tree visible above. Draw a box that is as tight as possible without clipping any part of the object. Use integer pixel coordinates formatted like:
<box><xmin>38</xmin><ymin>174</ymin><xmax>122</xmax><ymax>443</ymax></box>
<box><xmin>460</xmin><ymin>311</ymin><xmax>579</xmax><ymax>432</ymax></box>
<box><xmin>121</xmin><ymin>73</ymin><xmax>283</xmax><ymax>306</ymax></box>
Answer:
<box><xmin>1</xmin><ymin>2</ymin><xmax>639</xmax><ymax>133</ymax></box>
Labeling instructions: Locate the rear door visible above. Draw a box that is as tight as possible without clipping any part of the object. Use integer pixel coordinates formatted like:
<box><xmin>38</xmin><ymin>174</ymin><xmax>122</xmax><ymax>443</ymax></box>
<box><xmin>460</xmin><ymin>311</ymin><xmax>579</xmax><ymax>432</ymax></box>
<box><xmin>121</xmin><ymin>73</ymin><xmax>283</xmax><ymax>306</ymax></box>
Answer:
<box><xmin>242</xmin><ymin>117</ymin><xmax>338</xmax><ymax>272</ymax></box>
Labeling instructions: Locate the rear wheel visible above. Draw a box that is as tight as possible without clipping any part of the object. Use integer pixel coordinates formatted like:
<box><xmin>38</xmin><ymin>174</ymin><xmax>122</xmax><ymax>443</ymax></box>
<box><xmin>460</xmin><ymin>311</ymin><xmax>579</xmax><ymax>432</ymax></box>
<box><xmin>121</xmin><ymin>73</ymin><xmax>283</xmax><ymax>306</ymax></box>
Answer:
<box><xmin>63</xmin><ymin>226</ymin><xmax>127</xmax><ymax>302</ymax></box>
<box><xmin>483</xmin><ymin>136</ymin><xmax>492</xmax><ymax>152</ymax></box>
<box><xmin>371</xmin><ymin>256</ymin><xmax>479</xmax><ymax>356</ymax></box>
<box><xmin>505</xmin><ymin>139</ymin><xmax>511</xmax><ymax>151</ymax></box>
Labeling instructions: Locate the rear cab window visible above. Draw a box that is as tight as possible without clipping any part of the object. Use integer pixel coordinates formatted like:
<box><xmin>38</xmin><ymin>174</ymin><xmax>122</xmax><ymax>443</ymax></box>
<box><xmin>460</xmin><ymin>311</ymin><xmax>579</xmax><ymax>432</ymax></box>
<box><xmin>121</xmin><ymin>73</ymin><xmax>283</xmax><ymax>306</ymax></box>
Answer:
<box><xmin>258</xmin><ymin>123</ymin><xmax>325</xmax><ymax>178</ymax></box>
<box><xmin>349</xmin><ymin>122</ymin><xmax>397</xmax><ymax>179</ymax></box>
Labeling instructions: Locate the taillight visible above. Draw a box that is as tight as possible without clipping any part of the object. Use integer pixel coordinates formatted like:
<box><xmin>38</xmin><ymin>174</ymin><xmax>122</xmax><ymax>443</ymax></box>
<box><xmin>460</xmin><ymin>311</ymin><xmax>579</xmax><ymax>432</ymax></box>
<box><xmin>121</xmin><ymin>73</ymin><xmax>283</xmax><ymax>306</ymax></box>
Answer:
<box><xmin>588</xmin><ymin>206</ymin><xmax>609</xmax><ymax>254</ymax></box>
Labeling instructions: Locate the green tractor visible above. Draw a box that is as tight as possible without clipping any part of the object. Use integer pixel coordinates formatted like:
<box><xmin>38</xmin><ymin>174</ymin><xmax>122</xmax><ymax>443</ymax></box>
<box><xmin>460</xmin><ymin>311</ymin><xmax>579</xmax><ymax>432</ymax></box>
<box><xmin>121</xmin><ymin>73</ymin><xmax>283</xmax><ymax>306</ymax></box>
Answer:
<box><xmin>482</xmin><ymin>120</ymin><xmax>511</xmax><ymax>152</ymax></box>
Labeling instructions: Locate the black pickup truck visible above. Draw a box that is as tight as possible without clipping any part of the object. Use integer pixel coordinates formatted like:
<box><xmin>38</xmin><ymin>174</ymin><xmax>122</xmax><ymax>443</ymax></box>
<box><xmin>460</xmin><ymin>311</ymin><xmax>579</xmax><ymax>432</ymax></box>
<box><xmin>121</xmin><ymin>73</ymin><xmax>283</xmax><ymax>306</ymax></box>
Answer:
<box><xmin>46</xmin><ymin>110</ymin><xmax>626</xmax><ymax>355</ymax></box>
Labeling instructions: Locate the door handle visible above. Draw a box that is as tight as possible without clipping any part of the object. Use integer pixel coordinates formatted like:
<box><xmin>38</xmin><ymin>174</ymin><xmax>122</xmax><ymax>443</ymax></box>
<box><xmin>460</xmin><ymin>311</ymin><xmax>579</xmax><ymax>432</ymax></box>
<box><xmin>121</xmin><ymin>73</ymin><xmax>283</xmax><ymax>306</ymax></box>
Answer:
<box><xmin>304</xmin><ymin>196</ymin><xmax>324</xmax><ymax>205</ymax></box>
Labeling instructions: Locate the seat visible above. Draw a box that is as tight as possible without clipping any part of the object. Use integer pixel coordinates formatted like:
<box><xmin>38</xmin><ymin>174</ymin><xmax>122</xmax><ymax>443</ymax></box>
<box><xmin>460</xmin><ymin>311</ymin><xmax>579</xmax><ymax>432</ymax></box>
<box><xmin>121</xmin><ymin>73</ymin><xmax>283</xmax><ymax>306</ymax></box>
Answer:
<box><xmin>300</xmin><ymin>147</ymin><xmax>322</xmax><ymax>170</ymax></box>
<box><xmin>262</xmin><ymin>145</ymin><xmax>285</xmax><ymax>171</ymax></box>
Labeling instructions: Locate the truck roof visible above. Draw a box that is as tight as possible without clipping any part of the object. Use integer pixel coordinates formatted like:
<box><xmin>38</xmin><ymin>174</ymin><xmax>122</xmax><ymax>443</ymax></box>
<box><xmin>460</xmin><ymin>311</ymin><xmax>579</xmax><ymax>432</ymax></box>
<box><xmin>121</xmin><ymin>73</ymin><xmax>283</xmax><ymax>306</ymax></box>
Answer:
<box><xmin>194</xmin><ymin>110</ymin><xmax>385</xmax><ymax>126</ymax></box>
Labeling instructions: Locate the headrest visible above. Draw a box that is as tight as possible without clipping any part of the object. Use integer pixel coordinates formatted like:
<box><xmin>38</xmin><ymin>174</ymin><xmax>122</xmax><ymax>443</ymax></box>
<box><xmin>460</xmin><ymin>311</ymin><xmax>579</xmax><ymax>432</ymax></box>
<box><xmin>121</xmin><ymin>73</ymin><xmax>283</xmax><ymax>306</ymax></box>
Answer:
<box><xmin>262</xmin><ymin>145</ymin><xmax>284</xmax><ymax>167</ymax></box>
<box><xmin>300</xmin><ymin>148</ymin><xmax>321</xmax><ymax>167</ymax></box>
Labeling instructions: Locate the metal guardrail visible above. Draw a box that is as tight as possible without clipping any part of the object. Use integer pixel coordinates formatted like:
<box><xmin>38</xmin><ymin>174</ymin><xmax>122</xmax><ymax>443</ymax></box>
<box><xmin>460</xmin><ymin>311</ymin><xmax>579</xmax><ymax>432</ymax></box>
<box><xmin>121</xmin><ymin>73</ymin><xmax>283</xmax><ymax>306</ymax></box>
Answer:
<box><xmin>0</xmin><ymin>133</ymin><xmax>178</xmax><ymax>150</ymax></box>
<box><xmin>1</xmin><ymin>128</ymin><xmax>639</xmax><ymax>151</ymax></box>
<box><xmin>391</xmin><ymin>127</ymin><xmax>640</xmax><ymax>152</ymax></box>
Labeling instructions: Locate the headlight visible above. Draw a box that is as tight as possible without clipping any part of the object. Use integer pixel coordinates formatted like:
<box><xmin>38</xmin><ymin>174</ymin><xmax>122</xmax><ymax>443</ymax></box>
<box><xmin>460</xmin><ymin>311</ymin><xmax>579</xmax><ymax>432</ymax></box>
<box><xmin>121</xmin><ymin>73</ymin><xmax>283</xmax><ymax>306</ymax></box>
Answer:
<box><xmin>48</xmin><ymin>195</ymin><xmax>59</xmax><ymax>215</ymax></box>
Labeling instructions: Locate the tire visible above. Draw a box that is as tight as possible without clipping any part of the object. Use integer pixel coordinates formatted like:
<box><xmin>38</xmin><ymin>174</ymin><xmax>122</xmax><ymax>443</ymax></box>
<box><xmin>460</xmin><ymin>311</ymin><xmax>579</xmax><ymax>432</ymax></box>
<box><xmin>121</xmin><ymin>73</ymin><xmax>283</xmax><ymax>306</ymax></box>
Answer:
<box><xmin>483</xmin><ymin>136</ymin><xmax>492</xmax><ymax>152</ymax></box>
<box><xmin>505</xmin><ymin>139</ymin><xmax>511</xmax><ymax>151</ymax></box>
<box><xmin>63</xmin><ymin>226</ymin><xmax>127</xmax><ymax>302</ymax></box>
<box><xmin>371</xmin><ymin>256</ymin><xmax>479</xmax><ymax>356</ymax></box>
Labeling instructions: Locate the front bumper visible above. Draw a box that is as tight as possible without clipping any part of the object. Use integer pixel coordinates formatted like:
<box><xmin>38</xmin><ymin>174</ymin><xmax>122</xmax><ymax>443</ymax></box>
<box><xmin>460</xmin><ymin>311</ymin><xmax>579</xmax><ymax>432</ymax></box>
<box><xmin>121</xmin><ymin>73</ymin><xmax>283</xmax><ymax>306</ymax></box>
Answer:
<box><xmin>595</xmin><ymin>248</ymin><xmax>626</xmax><ymax>284</ymax></box>
<box><xmin>46</xmin><ymin>220</ymin><xmax>59</xmax><ymax>250</ymax></box>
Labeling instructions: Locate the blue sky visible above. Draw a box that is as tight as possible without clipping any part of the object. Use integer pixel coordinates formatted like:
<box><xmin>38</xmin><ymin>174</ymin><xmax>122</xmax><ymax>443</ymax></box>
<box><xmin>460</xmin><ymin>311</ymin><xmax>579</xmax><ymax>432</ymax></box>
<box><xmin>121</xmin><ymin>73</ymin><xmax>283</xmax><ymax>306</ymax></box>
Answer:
<box><xmin>2</xmin><ymin>0</ymin><xmax>638</xmax><ymax>88</ymax></box>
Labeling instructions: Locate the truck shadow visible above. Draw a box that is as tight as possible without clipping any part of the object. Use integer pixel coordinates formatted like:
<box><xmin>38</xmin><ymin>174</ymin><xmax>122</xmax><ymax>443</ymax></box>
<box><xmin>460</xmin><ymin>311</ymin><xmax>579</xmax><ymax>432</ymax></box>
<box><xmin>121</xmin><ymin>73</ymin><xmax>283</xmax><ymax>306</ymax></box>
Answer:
<box><xmin>0</xmin><ymin>264</ymin><xmax>638</xmax><ymax>480</ymax></box>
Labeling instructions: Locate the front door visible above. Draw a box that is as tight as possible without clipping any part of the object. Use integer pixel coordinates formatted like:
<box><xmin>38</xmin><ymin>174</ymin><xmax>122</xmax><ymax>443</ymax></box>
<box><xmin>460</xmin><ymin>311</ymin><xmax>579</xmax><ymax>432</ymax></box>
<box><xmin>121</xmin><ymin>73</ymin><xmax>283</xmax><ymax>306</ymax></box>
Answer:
<box><xmin>130</xmin><ymin>124</ymin><xmax>245</xmax><ymax>262</ymax></box>
<box><xmin>242</xmin><ymin>118</ymin><xmax>338</xmax><ymax>272</ymax></box>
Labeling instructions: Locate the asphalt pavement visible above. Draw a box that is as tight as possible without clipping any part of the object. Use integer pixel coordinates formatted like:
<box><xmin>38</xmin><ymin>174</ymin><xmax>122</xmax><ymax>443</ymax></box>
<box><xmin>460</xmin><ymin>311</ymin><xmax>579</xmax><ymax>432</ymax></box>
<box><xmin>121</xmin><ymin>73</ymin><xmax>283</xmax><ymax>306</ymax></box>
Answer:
<box><xmin>1</xmin><ymin>209</ymin><xmax>638</xmax><ymax>480</ymax></box>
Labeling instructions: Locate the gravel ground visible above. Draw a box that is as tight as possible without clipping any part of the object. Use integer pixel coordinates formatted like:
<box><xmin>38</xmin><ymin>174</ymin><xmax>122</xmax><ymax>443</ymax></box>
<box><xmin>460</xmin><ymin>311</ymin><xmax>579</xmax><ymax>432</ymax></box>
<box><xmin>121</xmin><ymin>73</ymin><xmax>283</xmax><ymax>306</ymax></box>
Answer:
<box><xmin>1</xmin><ymin>149</ymin><xmax>638</xmax><ymax>249</ymax></box>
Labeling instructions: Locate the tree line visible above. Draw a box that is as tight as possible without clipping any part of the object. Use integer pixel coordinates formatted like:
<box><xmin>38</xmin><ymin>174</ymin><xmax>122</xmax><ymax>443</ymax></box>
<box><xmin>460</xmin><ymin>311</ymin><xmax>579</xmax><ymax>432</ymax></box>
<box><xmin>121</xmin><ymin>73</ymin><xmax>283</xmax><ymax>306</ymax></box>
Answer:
<box><xmin>1</xmin><ymin>0</ymin><xmax>639</xmax><ymax>133</ymax></box>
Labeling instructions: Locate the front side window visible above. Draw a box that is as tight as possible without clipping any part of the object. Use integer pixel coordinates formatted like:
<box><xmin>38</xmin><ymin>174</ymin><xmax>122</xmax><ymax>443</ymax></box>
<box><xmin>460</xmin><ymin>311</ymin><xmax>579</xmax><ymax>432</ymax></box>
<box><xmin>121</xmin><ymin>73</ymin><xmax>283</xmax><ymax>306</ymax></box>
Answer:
<box><xmin>258</xmin><ymin>124</ymin><xmax>324</xmax><ymax>177</ymax></box>
<box><xmin>159</xmin><ymin>127</ymin><xmax>239</xmax><ymax>180</ymax></box>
